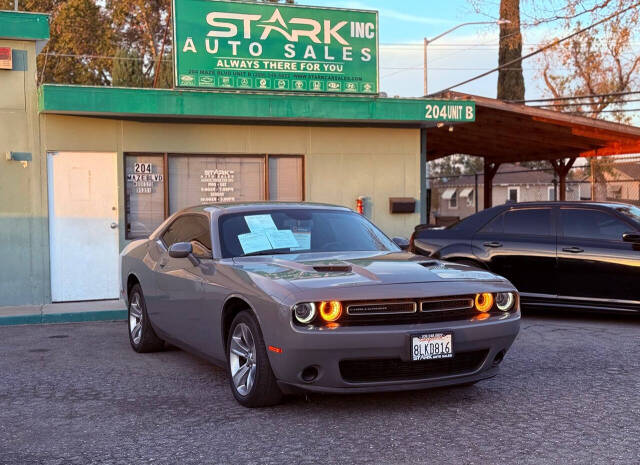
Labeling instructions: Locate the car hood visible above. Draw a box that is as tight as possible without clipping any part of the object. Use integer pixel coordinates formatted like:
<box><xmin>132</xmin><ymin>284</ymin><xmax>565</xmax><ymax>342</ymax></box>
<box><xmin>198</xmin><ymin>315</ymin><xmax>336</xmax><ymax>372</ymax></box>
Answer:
<box><xmin>231</xmin><ymin>251</ymin><xmax>504</xmax><ymax>290</ymax></box>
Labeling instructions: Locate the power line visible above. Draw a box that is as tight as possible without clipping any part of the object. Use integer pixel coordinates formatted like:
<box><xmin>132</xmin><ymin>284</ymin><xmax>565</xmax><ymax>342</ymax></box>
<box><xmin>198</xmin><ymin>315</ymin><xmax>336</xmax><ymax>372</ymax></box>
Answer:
<box><xmin>532</xmin><ymin>98</ymin><xmax>640</xmax><ymax>108</ymax></box>
<box><xmin>430</xmin><ymin>1</ymin><xmax>640</xmax><ymax>96</ymax></box>
<box><xmin>512</xmin><ymin>90</ymin><xmax>640</xmax><ymax>104</ymax></box>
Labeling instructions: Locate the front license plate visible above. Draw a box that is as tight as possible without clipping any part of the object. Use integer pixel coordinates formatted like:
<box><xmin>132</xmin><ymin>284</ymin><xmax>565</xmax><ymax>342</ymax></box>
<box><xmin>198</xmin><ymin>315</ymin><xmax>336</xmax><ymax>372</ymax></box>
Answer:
<box><xmin>411</xmin><ymin>332</ymin><xmax>453</xmax><ymax>361</ymax></box>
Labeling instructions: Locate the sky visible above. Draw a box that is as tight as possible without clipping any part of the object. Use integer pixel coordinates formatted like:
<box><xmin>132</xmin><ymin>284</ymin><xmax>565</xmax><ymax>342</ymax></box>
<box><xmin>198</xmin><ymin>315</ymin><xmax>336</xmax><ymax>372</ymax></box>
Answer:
<box><xmin>295</xmin><ymin>0</ymin><xmax>553</xmax><ymax>100</ymax></box>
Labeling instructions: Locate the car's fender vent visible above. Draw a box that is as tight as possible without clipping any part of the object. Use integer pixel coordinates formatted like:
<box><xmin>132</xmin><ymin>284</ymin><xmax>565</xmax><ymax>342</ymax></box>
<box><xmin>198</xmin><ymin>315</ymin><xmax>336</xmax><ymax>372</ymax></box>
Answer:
<box><xmin>312</xmin><ymin>265</ymin><xmax>352</xmax><ymax>273</ymax></box>
<box><xmin>347</xmin><ymin>301</ymin><xmax>417</xmax><ymax>315</ymax></box>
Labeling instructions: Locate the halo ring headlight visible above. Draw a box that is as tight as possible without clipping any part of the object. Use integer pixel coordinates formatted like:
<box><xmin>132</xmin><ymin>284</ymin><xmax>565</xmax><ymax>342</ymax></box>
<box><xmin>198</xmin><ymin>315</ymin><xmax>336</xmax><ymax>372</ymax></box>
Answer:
<box><xmin>495</xmin><ymin>292</ymin><xmax>515</xmax><ymax>312</ymax></box>
<box><xmin>475</xmin><ymin>293</ymin><xmax>494</xmax><ymax>313</ymax></box>
<box><xmin>293</xmin><ymin>302</ymin><xmax>316</xmax><ymax>324</ymax></box>
<box><xmin>319</xmin><ymin>301</ymin><xmax>343</xmax><ymax>322</ymax></box>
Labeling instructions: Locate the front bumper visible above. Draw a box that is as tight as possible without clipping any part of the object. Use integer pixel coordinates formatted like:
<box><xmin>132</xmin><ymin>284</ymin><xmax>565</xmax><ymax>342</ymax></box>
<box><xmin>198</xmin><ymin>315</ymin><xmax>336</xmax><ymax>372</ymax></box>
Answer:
<box><xmin>268</xmin><ymin>312</ymin><xmax>520</xmax><ymax>394</ymax></box>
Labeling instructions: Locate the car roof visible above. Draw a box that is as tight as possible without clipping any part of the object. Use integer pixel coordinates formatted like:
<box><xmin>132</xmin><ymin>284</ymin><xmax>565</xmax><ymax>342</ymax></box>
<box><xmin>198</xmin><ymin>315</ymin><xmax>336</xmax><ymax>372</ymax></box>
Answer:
<box><xmin>492</xmin><ymin>200</ymin><xmax>635</xmax><ymax>209</ymax></box>
<box><xmin>178</xmin><ymin>202</ymin><xmax>352</xmax><ymax>215</ymax></box>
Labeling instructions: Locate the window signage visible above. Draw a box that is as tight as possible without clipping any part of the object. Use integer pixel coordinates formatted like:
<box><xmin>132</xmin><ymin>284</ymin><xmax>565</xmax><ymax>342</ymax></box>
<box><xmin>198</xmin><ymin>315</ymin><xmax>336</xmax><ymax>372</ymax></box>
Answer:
<box><xmin>173</xmin><ymin>0</ymin><xmax>379</xmax><ymax>94</ymax></box>
<box><xmin>0</xmin><ymin>47</ymin><xmax>12</xmax><ymax>70</ymax></box>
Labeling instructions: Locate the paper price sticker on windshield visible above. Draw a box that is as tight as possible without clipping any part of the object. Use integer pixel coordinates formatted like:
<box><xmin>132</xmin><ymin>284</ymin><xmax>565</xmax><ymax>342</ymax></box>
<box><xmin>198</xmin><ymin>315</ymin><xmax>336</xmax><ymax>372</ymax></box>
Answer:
<box><xmin>266</xmin><ymin>230</ymin><xmax>299</xmax><ymax>250</ymax></box>
<box><xmin>245</xmin><ymin>215</ymin><xmax>278</xmax><ymax>233</ymax></box>
<box><xmin>238</xmin><ymin>232</ymin><xmax>273</xmax><ymax>255</ymax></box>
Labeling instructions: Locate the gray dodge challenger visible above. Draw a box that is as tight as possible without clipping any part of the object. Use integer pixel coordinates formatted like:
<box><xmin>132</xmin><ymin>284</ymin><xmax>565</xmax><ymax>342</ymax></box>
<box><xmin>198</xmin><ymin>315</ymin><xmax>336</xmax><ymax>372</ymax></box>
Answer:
<box><xmin>120</xmin><ymin>203</ymin><xmax>520</xmax><ymax>407</ymax></box>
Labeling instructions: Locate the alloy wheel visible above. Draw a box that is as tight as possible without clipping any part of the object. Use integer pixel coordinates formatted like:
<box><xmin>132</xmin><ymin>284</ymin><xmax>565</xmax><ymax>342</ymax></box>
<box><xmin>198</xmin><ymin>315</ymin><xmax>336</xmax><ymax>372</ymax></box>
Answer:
<box><xmin>129</xmin><ymin>293</ymin><xmax>143</xmax><ymax>345</ymax></box>
<box><xmin>229</xmin><ymin>323</ymin><xmax>257</xmax><ymax>396</ymax></box>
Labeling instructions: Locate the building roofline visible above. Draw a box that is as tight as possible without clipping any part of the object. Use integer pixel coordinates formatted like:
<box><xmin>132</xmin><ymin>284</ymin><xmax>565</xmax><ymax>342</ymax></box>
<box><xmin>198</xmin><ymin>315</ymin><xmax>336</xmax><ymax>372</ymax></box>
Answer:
<box><xmin>38</xmin><ymin>84</ymin><xmax>476</xmax><ymax>127</ymax></box>
<box><xmin>0</xmin><ymin>10</ymin><xmax>49</xmax><ymax>41</ymax></box>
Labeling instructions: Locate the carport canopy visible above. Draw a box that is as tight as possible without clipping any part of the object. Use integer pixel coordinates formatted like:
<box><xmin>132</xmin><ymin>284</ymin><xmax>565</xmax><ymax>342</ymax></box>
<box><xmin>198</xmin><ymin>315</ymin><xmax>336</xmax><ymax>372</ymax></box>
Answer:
<box><xmin>426</xmin><ymin>91</ymin><xmax>640</xmax><ymax>207</ymax></box>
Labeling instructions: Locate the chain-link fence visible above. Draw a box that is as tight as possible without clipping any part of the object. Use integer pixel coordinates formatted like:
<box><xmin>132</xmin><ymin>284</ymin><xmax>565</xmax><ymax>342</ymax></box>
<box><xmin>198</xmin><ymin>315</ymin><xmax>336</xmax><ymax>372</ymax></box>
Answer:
<box><xmin>427</xmin><ymin>161</ymin><xmax>640</xmax><ymax>226</ymax></box>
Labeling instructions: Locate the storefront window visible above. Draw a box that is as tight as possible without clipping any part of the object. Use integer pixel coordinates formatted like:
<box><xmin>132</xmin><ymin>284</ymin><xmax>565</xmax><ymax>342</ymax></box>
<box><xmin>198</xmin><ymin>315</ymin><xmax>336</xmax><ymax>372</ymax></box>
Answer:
<box><xmin>124</xmin><ymin>153</ymin><xmax>304</xmax><ymax>240</ymax></box>
<box><xmin>269</xmin><ymin>156</ymin><xmax>303</xmax><ymax>201</ymax></box>
<box><xmin>168</xmin><ymin>155</ymin><xmax>266</xmax><ymax>214</ymax></box>
<box><xmin>125</xmin><ymin>154</ymin><xmax>165</xmax><ymax>239</ymax></box>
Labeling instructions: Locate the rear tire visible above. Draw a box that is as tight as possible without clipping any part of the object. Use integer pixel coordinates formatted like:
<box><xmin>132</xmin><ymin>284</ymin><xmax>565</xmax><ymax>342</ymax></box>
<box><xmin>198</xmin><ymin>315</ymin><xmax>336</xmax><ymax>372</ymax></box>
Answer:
<box><xmin>128</xmin><ymin>284</ymin><xmax>164</xmax><ymax>353</ymax></box>
<box><xmin>227</xmin><ymin>311</ymin><xmax>282</xmax><ymax>408</ymax></box>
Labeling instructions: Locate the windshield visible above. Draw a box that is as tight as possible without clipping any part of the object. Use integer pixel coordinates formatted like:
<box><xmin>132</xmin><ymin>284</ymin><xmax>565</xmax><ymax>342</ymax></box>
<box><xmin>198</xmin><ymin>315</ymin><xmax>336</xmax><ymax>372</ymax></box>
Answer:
<box><xmin>615</xmin><ymin>205</ymin><xmax>640</xmax><ymax>224</ymax></box>
<box><xmin>218</xmin><ymin>209</ymin><xmax>399</xmax><ymax>258</ymax></box>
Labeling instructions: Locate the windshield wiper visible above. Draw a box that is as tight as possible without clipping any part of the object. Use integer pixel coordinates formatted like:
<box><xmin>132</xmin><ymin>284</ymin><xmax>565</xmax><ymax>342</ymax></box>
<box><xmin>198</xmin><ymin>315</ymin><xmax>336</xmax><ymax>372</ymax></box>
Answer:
<box><xmin>239</xmin><ymin>248</ymin><xmax>294</xmax><ymax>258</ymax></box>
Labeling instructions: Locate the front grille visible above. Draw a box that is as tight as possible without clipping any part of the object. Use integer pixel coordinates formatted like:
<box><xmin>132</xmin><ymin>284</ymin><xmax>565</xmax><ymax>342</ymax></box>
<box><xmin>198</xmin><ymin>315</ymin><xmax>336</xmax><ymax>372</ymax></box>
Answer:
<box><xmin>347</xmin><ymin>301</ymin><xmax>416</xmax><ymax>315</ymax></box>
<box><xmin>339</xmin><ymin>350</ymin><xmax>489</xmax><ymax>383</ymax></box>
<box><xmin>338</xmin><ymin>296</ymin><xmax>483</xmax><ymax>326</ymax></box>
<box><xmin>421</xmin><ymin>298</ymin><xmax>474</xmax><ymax>312</ymax></box>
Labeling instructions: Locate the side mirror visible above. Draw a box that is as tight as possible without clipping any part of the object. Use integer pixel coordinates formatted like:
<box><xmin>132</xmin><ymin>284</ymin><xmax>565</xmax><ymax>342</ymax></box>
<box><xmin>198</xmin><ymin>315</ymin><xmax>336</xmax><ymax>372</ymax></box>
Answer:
<box><xmin>168</xmin><ymin>242</ymin><xmax>193</xmax><ymax>258</ymax></box>
<box><xmin>622</xmin><ymin>232</ymin><xmax>640</xmax><ymax>244</ymax></box>
<box><xmin>392</xmin><ymin>237</ymin><xmax>410</xmax><ymax>251</ymax></box>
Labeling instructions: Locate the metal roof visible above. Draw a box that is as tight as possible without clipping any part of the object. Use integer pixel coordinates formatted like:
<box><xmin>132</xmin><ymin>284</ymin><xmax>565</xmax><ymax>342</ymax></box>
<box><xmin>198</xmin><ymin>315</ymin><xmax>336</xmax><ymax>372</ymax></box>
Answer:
<box><xmin>427</xmin><ymin>91</ymin><xmax>640</xmax><ymax>163</ymax></box>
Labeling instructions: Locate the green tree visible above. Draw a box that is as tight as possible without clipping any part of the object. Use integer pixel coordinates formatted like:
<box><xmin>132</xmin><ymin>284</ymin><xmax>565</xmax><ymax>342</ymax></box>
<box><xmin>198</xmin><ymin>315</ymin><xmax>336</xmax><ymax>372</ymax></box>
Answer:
<box><xmin>111</xmin><ymin>48</ymin><xmax>145</xmax><ymax>87</ymax></box>
<box><xmin>2</xmin><ymin>0</ymin><xmax>114</xmax><ymax>85</ymax></box>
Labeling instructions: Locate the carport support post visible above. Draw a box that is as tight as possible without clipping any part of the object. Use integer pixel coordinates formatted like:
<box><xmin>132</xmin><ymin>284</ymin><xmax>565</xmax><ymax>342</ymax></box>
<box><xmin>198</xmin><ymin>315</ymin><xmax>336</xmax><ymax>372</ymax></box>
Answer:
<box><xmin>483</xmin><ymin>160</ymin><xmax>500</xmax><ymax>209</ymax></box>
<box><xmin>549</xmin><ymin>158</ymin><xmax>577</xmax><ymax>201</ymax></box>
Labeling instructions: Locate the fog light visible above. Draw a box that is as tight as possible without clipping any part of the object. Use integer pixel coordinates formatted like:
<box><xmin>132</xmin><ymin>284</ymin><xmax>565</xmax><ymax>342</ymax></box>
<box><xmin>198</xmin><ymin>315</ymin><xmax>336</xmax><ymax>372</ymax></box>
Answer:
<box><xmin>293</xmin><ymin>302</ymin><xmax>316</xmax><ymax>324</ymax></box>
<box><xmin>495</xmin><ymin>292</ymin><xmax>515</xmax><ymax>312</ymax></box>
<box><xmin>319</xmin><ymin>301</ymin><xmax>343</xmax><ymax>322</ymax></box>
<box><xmin>475</xmin><ymin>293</ymin><xmax>494</xmax><ymax>313</ymax></box>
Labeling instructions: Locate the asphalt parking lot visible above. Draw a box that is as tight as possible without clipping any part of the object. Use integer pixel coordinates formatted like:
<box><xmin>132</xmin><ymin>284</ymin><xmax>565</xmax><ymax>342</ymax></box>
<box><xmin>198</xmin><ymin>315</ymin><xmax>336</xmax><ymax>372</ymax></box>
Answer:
<box><xmin>2</xmin><ymin>312</ymin><xmax>640</xmax><ymax>465</ymax></box>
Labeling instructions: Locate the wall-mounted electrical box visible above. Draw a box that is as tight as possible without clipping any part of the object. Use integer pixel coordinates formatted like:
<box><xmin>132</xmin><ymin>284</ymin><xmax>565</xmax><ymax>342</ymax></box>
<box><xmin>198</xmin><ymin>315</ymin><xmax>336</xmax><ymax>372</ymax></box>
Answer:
<box><xmin>389</xmin><ymin>197</ymin><xmax>416</xmax><ymax>214</ymax></box>
<box><xmin>0</xmin><ymin>47</ymin><xmax>12</xmax><ymax>70</ymax></box>
<box><xmin>6</xmin><ymin>151</ymin><xmax>32</xmax><ymax>162</ymax></box>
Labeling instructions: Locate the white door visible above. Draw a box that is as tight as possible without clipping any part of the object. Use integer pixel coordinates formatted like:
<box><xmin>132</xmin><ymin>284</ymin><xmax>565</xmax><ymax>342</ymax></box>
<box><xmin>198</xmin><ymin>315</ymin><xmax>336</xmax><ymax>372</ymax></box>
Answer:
<box><xmin>48</xmin><ymin>152</ymin><xmax>119</xmax><ymax>302</ymax></box>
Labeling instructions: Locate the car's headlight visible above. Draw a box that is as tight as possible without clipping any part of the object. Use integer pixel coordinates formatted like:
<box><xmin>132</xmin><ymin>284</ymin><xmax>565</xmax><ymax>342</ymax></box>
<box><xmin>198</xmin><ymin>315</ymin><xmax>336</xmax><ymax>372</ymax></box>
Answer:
<box><xmin>319</xmin><ymin>300</ymin><xmax>343</xmax><ymax>322</ymax></box>
<box><xmin>474</xmin><ymin>293</ymin><xmax>494</xmax><ymax>313</ymax></box>
<box><xmin>495</xmin><ymin>292</ymin><xmax>515</xmax><ymax>312</ymax></box>
<box><xmin>293</xmin><ymin>302</ymin><xmax>316</xmax><ymax>324</ymax></box>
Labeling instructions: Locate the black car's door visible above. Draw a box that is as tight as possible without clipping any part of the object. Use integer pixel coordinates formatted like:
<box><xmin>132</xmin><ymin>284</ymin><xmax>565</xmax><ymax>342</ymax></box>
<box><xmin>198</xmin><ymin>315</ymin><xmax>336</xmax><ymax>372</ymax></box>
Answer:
<box><xmin>153</xmin><ymin>214</ymin><xmax>213</xmax><ymax>344</ymax></box>
<box><xmin>557</xmin><ymin>207</ymin><xmax>640</xmax><ymax>303</ymax></box>
<box><xmin>472</xmin><ymin>206</ymin><xmax>557</xmax><ymax>296</ymax></box>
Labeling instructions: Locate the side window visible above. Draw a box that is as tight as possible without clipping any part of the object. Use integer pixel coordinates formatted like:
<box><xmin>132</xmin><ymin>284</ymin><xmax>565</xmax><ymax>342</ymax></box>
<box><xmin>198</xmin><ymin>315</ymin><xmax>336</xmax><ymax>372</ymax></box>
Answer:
<box><xmin>560</xmin><ymin>209</ymin><xmax>630</xmax><ymax>241</ymax></box>
<box><xmin>503</xmin><ymin>208</ymin><xmax>553</xmax><ymax>236</ymax></box>
<box><xmin>480</xmin><ymin>212</ymin><xmax>504</xmax><ymax>234</ymax></box>
<box><xmin>162</xmin><ymin>215</ymin><xmax>212</xmax><ymax>256</ymax></box>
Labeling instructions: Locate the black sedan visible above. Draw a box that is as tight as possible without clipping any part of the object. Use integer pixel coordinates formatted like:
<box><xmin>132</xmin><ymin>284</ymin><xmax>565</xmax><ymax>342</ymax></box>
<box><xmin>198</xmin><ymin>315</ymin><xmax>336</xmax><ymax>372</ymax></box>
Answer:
<box><xmin>411</xmin><ymin>202</ymin><xmax>640</xmax><ymax>313</ymax></box>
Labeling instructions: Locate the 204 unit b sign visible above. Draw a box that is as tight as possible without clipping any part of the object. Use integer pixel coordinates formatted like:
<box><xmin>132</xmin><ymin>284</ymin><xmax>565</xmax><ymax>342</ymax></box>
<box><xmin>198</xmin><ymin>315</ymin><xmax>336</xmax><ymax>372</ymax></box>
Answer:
<box><xmin>173</xmin><ymin>0</ymin><xmax>379</xmax><ymax>94</ymax></box>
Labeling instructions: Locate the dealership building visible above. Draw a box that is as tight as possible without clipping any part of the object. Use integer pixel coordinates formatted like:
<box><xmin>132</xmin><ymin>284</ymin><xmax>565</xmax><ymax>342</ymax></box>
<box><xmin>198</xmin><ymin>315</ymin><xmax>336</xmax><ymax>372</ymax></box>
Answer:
<box><xmin>3</xmin><ymin>4</ymin><xmax>640</xmax><ymax>312</ymax></box>
<box><xmin>0</xmin><ymin>7</ymin><xmax>478</xmax><ymax>308</ymax></box>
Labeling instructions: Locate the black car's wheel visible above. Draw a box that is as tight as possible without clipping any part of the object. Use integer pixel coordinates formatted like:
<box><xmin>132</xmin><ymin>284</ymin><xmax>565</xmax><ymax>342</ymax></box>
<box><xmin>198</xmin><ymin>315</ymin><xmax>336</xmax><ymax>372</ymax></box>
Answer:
<box><xmin>128</xmin><ymin>284</ymin><xmax>164</xmax><ymax>353</ymax></box>
<box><xmin>227</xmin><ymin>311</ymin><xmax>282</xmax><ymax>408</ymax></box>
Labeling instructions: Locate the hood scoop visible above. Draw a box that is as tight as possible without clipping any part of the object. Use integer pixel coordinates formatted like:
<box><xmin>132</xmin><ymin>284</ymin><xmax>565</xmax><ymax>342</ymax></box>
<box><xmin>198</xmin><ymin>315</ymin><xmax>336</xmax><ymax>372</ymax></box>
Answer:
<box><xmin>419</xmin><ymin>261</ymin><xmax>438</xmax><ymax>268</ymax></box>
<box><xmin>312</xmin><ymin>265</ymin><xmax>352</xmax><ymax>273</ymax></box>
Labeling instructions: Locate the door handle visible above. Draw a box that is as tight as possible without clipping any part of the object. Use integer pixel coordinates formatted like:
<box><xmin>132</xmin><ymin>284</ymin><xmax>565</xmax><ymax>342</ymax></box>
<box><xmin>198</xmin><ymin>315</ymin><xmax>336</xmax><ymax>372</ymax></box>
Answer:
<box><xmin>483</xmin><ymin>241</ymin><xmax>503</xmax><ymax>248</ymax></box>
<box><xmin>562</xmin><ymin>246</ymin><xmax>584</xmax><ymax>254</ymax></box>
<box><xmin>110</xmin><ymin>222</ymin><xmax>118</xmax><ymax>229</ymax></box>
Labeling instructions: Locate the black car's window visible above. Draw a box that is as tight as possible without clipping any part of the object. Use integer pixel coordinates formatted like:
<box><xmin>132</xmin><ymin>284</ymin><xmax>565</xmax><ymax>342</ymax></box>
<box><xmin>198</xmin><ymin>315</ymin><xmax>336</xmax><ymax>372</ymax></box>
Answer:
<box><xmin>219</xmin><ymin>209</ymin><xmax>399</xmax><ymax>258</ymax></box>
<box><xmin>480</xmin><ymin>213</ymin><xmax>504</xmax><ymax>234</ymax></box>
<box><xmin>162</xmin><ymin>214</ymin><xmax>212</xmax><ymax>255</ymax></box>
<box><xmin>615</xmin><ymin>205</ymin><xmax>640</xmax><ymax>224</ymax></box>
<box><xmin>560</xmin><ymin>209</ymin><xmax>630</xmax><ymax>241</ymax></box>
<box><xmin>480</xmin><ymin>208</ymin><xmax>553</xmax><ymax>236</ymax></box>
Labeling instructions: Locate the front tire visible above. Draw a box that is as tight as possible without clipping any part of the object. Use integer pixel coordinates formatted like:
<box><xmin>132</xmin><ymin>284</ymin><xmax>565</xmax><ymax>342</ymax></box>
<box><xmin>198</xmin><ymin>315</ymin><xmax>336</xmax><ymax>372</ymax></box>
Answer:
<box><xmin>128</xmin><ymin>284</ymin><xmax>164</xmax><ymax>353</ymax></box>
<box><xmin>227</xmin><ymin>311</ymin><xmax>282</xmax><ymax>408</ymax></box>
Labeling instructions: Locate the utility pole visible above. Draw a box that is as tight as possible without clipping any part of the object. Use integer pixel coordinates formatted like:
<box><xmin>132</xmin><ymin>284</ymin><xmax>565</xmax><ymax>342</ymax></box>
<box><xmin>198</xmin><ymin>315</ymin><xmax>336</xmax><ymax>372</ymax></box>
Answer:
<box><xmin>423</xmin><ymin>20</ymin><xmax>509</xmax><ymax>96</ymax></box>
